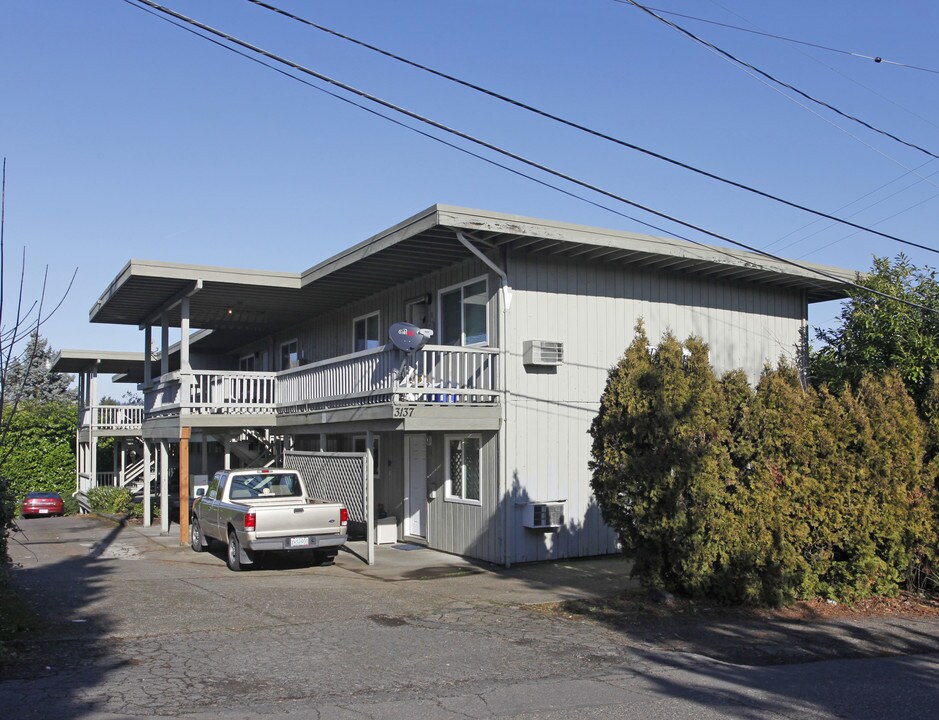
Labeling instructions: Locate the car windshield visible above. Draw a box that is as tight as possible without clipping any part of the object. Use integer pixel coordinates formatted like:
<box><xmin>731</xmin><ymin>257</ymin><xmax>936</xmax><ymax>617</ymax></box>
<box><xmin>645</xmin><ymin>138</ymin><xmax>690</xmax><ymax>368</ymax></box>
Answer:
<box><xmin>28</xmin><ymin>492</ymin><xmax>61</xmax><ymax>499</ymax></box>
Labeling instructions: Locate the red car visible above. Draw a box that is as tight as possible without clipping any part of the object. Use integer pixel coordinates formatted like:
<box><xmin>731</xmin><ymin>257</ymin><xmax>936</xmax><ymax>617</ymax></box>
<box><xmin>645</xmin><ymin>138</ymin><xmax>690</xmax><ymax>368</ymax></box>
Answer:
<box><xmin>21</xmin><ymin>492</ymin><xmax>65</xmax><ymax>518</ymax></box>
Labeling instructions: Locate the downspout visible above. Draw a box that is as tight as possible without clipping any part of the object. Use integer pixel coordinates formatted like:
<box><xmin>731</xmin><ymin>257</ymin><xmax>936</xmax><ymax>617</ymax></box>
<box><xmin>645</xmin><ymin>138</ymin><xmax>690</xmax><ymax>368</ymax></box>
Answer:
<box><xmin>455</xmin><ymin>231</ymin><xmax>512</xmax><ymax>568</ymax></box>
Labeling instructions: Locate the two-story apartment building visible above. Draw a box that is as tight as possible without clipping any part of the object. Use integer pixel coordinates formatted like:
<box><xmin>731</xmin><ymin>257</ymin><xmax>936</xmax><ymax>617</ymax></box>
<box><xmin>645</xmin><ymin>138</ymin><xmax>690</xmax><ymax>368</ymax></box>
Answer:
<box><xmin>63</xmin><ymin>204</ymin><xmax>853</xmax><ymax>565</ymax></box>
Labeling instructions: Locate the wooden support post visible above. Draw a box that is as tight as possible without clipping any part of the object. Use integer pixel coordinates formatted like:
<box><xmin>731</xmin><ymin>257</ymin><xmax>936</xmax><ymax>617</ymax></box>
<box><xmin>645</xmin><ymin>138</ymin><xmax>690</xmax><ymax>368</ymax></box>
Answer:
<box><xmin>159</xmin><ymin>441</ymin><xmax>169</xmax><ymax>535</ymax></box>
<box><xmin>179</xmin><ymin>427</ymin><xmax>191</xmax><ymax>546</ymax></box>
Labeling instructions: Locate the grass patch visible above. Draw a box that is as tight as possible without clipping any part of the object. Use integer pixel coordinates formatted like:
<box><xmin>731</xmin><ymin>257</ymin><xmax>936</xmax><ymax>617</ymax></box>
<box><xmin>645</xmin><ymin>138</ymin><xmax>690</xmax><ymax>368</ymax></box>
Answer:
<box><xmin>0</xmin><ymin>569</ymin><xmax>42</xmax><ymax>664</ymax></box>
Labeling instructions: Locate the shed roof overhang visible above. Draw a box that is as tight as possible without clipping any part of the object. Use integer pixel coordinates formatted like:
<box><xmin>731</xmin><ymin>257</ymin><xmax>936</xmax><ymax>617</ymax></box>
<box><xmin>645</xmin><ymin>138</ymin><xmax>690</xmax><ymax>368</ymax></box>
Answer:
<box><xmin>89</xmin><ymin>205</ymin><xmax>855</xmax><ymax>345</ymax></box>
<box><xmin>52</xmin><ymin>350</ymin><xmax>147</xmax><ymax>378</ymax></box>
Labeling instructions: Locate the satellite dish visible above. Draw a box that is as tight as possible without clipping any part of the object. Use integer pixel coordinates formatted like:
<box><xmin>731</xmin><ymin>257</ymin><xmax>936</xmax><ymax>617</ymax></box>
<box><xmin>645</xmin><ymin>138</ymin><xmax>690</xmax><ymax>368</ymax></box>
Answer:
<box><xmin>389</xmin><ymin>322</ymin><xmax>433</xmax><ymax>352</ymax></box>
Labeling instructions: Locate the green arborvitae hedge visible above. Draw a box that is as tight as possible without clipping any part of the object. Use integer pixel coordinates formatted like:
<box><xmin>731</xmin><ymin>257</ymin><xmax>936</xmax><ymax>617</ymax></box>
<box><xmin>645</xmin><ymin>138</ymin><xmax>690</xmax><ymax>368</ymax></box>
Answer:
<box><xmin>590</xmin><ymin>326</ymin><xmax>939</xmax><ymax>606</ymax></box>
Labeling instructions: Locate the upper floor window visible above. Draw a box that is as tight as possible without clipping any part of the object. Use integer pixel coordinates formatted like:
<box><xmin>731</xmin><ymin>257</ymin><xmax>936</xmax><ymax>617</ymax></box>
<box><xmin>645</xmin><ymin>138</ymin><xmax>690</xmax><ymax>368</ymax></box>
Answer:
<box><xmin>439</xmin><ymin>277</ymin><xmax>488</xmax><ymax>346</ymax></box>
<box><xmin>239</xmin><ymin>354</ymin><xmax>256</xmax><ymax>372</ymax></box>
<box><xmin>353</xmin><ymin>311</ymin><xmax>380</xmax><ymax>352</ymax></box>
<box><xmin>280</xmin><ymin>339</ymin><xmax>299</xmax><ymax>370</ymax></box>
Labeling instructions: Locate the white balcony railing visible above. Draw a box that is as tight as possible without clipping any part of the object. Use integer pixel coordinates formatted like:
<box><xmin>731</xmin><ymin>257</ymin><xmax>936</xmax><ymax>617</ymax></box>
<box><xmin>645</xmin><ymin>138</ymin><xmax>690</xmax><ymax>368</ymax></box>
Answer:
<box><xmin>140</xmin><ymin>344</ymin><xmax>500</xmax><ymax>419</ymax></box>
<box><xmin>78</xmin><ymin>405</ymin><xmax>145</xmax><ymax>430</ymax></box>
<box><xmin>277</xmin><ymin>344</ymin><xmax>499</xmax><ymax>414</ymax></box>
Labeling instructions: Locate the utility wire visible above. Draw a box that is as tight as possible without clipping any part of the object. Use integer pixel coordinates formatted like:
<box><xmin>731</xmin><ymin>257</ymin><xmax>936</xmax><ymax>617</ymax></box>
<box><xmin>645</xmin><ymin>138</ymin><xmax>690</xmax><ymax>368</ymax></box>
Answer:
<box><xmin>615</xmin><ymin>2</ymin><xmax>939</xmax><ymax>76</ymax></box>
<box><xmin>122</xmin><ymin>0</ymin><xmax>939</xmax><ymax>313</ymax></box>
<box><xmin>623</xmin><ymin>0</ymin><xmax>939</xmax><ymax>164</ymax></box>
<box><xmin>242</xmin><ymin>0</ymin><xmax>937</xmax><ymax>258</ymax></box>
<box><xmin>693</xmin><ymin>1</ymin><xmax>939</xmax><ymax>256</ymax></box>
<box><xmin>121</xmin><ymin>4</ymin><xmax>681</xmax><ymax>236</ymax></box>
<box><xmin>774</xmin><ymin>167</ymin><xmax>939</xmax><ymax>256</ymax></box>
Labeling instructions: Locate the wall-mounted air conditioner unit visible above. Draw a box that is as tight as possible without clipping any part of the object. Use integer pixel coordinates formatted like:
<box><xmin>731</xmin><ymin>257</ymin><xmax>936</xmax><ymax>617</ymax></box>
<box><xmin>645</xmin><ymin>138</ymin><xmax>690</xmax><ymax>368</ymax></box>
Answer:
<box><xmin>523</xmin><ymin>340</ymin><xmax>564</xmax><ymax>366</ymax></box>
<box><xmin>522</xmin><ymin>501</ymin><xmax>565</xmax><ymax>529</ymax></box>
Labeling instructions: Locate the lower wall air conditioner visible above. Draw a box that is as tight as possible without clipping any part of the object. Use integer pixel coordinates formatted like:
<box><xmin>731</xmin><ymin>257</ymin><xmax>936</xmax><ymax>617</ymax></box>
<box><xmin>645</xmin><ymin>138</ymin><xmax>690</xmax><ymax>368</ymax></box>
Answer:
<box><xmin>522</xmin><ymin>501</ymin><xmax>565</xmax><ymax>529</ymax></box>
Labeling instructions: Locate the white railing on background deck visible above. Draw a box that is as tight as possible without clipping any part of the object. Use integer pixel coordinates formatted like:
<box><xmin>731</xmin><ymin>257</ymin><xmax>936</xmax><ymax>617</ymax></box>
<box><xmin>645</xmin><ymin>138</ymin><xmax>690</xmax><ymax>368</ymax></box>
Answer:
<box><xmin>96</xmin><ymin>472</ymin><xmax>116</xmax><ymax>486</ymax></box>
<box><xmin>139</xmin><ymin>345</ymin><xmax>499</xmax><ymax>418</ymax></box>
<box><xmin>78</xmin><ymin>405</ymin><xmax>145</xmax><ymax>430</ymax></box>
<box><xmin>95</xmin><ymin>405</ymin><xmax>144</xmax><ymax>429</ymax></box>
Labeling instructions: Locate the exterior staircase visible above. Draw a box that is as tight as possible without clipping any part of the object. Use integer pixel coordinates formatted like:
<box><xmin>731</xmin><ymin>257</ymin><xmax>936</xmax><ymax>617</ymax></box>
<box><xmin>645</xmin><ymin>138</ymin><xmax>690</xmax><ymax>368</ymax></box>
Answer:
<box><xmin>224</xmin><ymin>429</ymin><xmax>279</xmax><ymax>468</ymax></box>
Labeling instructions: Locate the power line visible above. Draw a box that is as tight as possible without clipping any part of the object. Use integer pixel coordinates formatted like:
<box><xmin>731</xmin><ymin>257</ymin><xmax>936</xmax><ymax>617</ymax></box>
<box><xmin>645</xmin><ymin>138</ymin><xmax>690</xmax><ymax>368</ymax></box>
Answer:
<box><xmin>688</xmin><ymin>2</ymin><xmax>939</xmax><ymax>257</ymax></box>
<box><xmin>121</xmin><ymin>0</ymin><xmax>939</xmax><ymax>314</ymax></box>
<box><xmin>622</xmin><ymin>0</ymin><xmax>939</xmax><ymax>164</ymax></box>
<box><xmin>614</xmin><ymin>2</ymin><xmax>939</xmax><ymax>76</ymax></box>
<box><xmin>772</xmin><ymin>166</ymin><xmax>939</xmax><ymax>256</ymax></box>
<box><xmin>239</xmin><ymin>0</ymin><xmax>937</xmax><ymax>258</ymax></box>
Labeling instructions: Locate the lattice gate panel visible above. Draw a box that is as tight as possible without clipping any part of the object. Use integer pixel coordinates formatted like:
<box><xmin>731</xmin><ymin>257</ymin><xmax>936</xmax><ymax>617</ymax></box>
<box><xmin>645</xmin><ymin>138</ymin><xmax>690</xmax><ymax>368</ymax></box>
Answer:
<box><xmin>284</xmin><ymin>452</ymin><xmax>366</xmax><ymax>522</ymax></box>
<box><xmin>284</xmin><ymin>451</ymin><xmax>374</xmax><ymax>564</ymax></box>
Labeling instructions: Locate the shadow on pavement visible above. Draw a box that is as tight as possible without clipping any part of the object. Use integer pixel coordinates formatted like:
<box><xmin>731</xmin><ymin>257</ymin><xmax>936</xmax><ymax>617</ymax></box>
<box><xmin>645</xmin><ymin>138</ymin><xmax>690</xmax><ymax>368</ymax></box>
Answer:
<box><xmin>3</xmin><ymin>516</ymin><xmax>133</xmax><ymax>719</ymax></box>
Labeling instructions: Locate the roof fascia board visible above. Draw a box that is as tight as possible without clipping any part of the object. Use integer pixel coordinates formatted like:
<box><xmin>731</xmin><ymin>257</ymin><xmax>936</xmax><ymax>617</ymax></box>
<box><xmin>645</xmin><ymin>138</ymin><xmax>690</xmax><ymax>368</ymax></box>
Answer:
<box><xmin>434</xmin><ymin>205</ymin><xmax>856</xmax><ymax>288</ymax></box>
<box><xmin>52</xmin><ymin>349</ymin><xmax>147</xmax><ymax>374</ymax></box>
<box><xmin>90</xmin><ymin>259</ymin><xmax>301</xmax><ymax>322</ymax></box>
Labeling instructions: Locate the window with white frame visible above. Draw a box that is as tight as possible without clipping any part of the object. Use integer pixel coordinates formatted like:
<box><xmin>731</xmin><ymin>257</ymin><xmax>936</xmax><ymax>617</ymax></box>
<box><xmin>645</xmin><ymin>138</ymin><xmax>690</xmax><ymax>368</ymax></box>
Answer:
<box><xmin>353</xmin><ymin>435</ymin><xmax>381</xmax><ymax>478</ymax></box>
<box><xmin>439</xmin><ymin>277</ymin><xmax>488</xmax><ymax>346</ymax></box>
<box><xmin>353</xmin><ymin>312</ymin><xmax>380</xmax><ymax>352</ymax></box>
<box><xmin>280</xmin><ymin>339</ymin><xmax>299</xmax><ymax>370</ymax></box>
<box><xmin>445</xmin><ymin>435</ymin><xmax>481</xmax><ymax>503</ymax></box>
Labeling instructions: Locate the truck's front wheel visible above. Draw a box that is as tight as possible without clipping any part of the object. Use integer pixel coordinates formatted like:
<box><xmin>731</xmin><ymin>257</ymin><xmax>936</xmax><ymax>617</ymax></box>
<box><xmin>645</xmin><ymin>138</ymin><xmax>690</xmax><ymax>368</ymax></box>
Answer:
<box><xmin>227</xmin><ymin>531</ymin><xmax>246</xmax><ymax>571</ymax></box>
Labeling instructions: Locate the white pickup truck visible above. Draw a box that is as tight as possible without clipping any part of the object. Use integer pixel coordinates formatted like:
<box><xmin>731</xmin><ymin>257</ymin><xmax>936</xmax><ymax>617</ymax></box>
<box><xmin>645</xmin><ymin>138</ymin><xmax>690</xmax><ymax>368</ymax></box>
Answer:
<box><xmin>189</xmin><ymin>468</ymin><xmax>348</xmax><ymax>571</ymax></box>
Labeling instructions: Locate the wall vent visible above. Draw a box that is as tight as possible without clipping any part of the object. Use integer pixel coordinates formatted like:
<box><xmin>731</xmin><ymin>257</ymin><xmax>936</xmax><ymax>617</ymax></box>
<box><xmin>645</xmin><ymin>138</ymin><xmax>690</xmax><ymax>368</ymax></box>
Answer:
<box><xmin>523</xmin><ymin>340</ymin><xmax>564</xmax><ymax>366</ymax></box>
<box><xmin>522</xmin><ymin>501</ymin><xmax>565</xmax><ymax>529</ymax></box>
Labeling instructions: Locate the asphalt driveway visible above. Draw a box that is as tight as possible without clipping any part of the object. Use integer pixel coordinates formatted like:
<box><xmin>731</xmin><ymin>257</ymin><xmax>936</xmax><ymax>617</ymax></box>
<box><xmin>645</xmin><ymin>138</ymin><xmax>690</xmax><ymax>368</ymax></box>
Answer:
<box><xmin>3</xmin><ymin>514</ymin><xmax>938</xmax><ymax>720</ymax></box>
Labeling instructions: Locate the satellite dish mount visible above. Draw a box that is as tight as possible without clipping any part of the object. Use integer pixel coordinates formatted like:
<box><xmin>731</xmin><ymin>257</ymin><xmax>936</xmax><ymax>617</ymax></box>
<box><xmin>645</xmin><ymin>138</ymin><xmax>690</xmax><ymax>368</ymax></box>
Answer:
<box><xmin>389</xmin><ymin>322</ymin><xmax>434</xmax><ymax>383</ymax></box>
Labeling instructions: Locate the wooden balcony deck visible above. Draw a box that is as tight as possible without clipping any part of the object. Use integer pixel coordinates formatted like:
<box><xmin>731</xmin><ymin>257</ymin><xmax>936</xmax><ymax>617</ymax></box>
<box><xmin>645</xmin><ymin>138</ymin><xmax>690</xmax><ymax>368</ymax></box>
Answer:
<box><xmin>135</xmin><ymin>345</ymin><xmax>501</xmax><ymax>432</ymax></box>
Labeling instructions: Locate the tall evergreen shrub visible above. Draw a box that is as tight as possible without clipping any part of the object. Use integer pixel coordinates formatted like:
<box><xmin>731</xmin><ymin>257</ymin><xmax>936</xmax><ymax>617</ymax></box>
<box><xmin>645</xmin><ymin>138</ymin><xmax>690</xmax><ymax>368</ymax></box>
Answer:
<box><xmin>591</xmin><ymin>328</ymin><xmax>939</xmax><ymax>605</ymax></box>
<box><xmin>589</xmin><ymin>325</ymin><xmax>736</xmax><ymax>594</ymax></box>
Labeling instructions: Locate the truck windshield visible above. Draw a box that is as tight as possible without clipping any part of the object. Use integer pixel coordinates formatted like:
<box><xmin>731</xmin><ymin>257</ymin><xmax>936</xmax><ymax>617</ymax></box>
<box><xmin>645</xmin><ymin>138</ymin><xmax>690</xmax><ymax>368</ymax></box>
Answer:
<box><xmin>229</xmin><ymin>473</ymin><xmax>303</xmax><ymax>500</ymax></box>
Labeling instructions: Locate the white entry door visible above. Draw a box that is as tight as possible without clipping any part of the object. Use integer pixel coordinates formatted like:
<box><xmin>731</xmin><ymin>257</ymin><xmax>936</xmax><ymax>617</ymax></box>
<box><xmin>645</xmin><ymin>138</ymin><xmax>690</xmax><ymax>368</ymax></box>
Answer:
<box><xmin>406</xmin><ymin>435</ymin><xmax>427</xmax><ymax>538</ymax></box>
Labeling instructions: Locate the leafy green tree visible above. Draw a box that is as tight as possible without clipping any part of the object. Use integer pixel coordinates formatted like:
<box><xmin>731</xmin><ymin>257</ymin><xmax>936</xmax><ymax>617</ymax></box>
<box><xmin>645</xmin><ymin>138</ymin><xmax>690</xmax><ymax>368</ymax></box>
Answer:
<box><xmin>1</xmin><ymin>400</ymin><xmax>76</xmax><ymax>503</ymax></box>
<box><xmin>0</xmin><ymin>160</ymin><xmax>77</xmax><ymax>567</ymax></box>
<box><xmin>811</xmin><ymin>255</ymin><xmax>939</xmax><ymax>408</ymax></box>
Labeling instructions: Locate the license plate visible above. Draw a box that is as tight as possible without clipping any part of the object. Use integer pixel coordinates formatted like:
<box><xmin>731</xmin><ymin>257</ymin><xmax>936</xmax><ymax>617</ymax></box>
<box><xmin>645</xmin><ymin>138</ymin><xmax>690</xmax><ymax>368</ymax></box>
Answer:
<box><xmin>288</xmin><ymin>536</ymin><xmax>310</xmax><ymax>548</ymax></box>
<box><xmin>39</xmin><ymin>509</ymin><xmax>49</xmax><ymax>514</ymax></box>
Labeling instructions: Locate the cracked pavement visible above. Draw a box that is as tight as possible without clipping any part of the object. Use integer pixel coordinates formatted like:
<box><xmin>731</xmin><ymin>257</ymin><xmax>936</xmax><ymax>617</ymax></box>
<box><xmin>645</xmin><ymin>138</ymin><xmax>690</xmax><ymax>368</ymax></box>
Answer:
<box><xmin>2</xmin><ymin>515</ymin><xmax>938</xmax><ymax>719</ymax></box>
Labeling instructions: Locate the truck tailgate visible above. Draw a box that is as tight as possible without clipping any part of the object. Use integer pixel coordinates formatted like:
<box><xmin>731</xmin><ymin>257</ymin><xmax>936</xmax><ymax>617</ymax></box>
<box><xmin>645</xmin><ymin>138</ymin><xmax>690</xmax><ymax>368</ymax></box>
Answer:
<box><xmin>246</xmin><ymin>500</ymin><xmax>344</xmax><ymax>538</ymax></box>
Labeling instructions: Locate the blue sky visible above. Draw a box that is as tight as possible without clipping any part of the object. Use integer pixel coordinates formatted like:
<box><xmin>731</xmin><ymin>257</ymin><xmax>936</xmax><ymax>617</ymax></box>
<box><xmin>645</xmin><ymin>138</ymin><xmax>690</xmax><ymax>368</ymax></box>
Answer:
<box><xmin>3</xmin><ymin>1</ymin><xmax>938</xmax><ymax>397</ymax></box>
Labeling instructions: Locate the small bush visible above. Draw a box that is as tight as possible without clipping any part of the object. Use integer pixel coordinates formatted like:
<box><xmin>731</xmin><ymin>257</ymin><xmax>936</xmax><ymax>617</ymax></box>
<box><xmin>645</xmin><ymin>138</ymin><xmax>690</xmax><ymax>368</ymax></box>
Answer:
<box><xmin>61</xmin><ymin>494</ymin><xmax>80</xmax><ymax>516</ymax></box>
<box><xmin>86</xmin><ymin>486</ymin><xmax>135</xmax><ymax>516</ymax></box>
